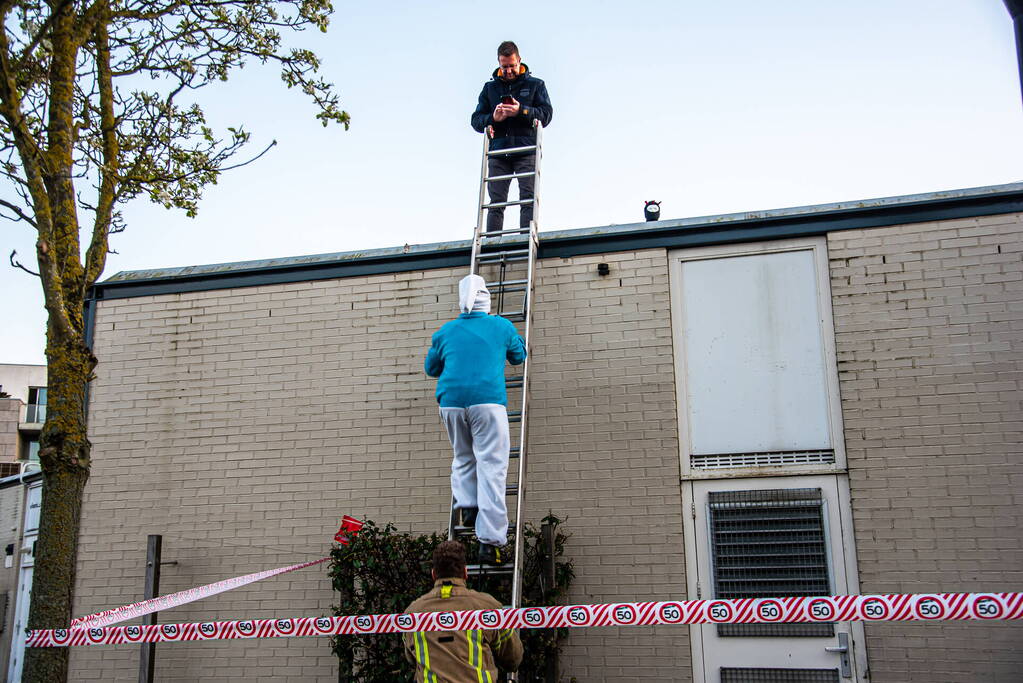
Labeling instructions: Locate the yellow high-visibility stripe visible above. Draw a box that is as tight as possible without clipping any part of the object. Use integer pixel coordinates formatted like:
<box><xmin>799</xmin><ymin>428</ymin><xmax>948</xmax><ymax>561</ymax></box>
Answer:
<box><xmin>466</xmin><ymin>628</ymin><xmax>486</xmax><ymax>683</ymax></box>
<box><xmin>414</xmin><ymin>631</ymin><xmax>436</xmax><ymax>683</ymax></box>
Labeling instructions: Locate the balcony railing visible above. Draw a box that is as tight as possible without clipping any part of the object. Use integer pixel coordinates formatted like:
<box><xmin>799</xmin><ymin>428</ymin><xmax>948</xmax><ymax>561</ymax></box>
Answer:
<box><xmin>0</xmin><ymin>461</ymin><xmax>36</xmax><ymax>478</ymax></box>
<box><xmin>25</xmin><ymin>403</ymin><xmax>46</xmax><ymax>423</ymax></box>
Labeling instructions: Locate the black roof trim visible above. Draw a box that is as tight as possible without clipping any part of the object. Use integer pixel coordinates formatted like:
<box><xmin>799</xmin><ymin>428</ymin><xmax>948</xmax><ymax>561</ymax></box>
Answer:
<box><xmin>91</xmin><ymin>184</ymin><xmax>1023</xmax><ymax>301</ymax></box>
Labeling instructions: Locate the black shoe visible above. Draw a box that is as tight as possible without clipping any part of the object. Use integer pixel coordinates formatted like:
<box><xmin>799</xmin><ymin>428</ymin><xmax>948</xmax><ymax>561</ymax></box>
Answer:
<box><xmin>478</xmin><ymin>543</ymin><xmax>503</xmax><ymax>566</ymax></box>
<box><xmin>460</xmin><ymin>507</ymin><xmax>478</xmax><ymax>528</ymax></box>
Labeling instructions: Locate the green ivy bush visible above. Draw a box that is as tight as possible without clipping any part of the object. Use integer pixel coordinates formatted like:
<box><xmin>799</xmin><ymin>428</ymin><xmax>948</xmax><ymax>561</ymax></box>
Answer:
<box><xmin>329</xmin><ymin>514</ymin><xmax>574</xmax><ymax>682</ymax></box>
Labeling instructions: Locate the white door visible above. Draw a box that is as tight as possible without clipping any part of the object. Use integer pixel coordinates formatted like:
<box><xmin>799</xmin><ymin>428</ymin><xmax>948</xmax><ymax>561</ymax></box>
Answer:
<box><xmin>8</xmin><ymin>536</ymin><xmax>35</xmax><ymax>683</ymax></box>
<box><xmin>8</xmin><ymin>483</ymin><xmax>41</xmax><ymax>683</ymax></box>
<box><xmin>688</xmin><ymin>475</ymin><xmax>863</xmax><ymax>683</ymax></box>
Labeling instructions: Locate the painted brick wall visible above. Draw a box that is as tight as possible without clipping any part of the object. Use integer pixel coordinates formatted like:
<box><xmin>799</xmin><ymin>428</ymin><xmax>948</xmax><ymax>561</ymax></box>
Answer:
<box><xmin>70</xmin><ymin>248</ymin><xmax>688</xmax><ymax>681</ymax></box>
<box><xmin>828</xmin><ymin>212</ymin><xmax>1023</xmax><ymax>682</ymax></box>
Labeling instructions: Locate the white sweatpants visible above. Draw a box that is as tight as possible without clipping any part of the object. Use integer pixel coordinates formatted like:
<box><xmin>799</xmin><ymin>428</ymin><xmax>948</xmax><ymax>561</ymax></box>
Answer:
<box><xmin>440</xmin><ymin>404</ymin><xmax>510</xmax><ymax>547</ymax></box>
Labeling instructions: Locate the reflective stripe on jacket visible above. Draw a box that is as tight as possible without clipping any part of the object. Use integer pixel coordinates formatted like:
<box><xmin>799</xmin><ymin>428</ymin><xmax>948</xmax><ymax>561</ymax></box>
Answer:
<box><xmin>403</xmin><ymin>577</ymin><xmax>523</xmax><ymax>682</ymax></box>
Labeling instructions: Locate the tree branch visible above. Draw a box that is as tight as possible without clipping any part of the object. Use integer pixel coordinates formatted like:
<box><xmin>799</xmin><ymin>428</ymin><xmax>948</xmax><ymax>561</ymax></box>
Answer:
<box><xmin>0</xmin><ymin>198</ymin><xmax>37</xmax><ymax>226</ymax></box>
<box><xmin>35</xmin><ymin>0</ymin><xmax>81</xmax><ymax>343</ymax></box>
<box><xmin>84</xmin><ymin>15</ymin><xmax>117</xmax><ymax>288</ymax></box>
<box><xmin>218</xmin><ymin>138</ymin><xmax>277</xmax><ymax>172</ymax></box>
<box><xmin>9</xmin><ymin>250</ymin><xmax>40</xmax><ymax>277</ymax></box>
<box><xmin>15</xmin><ymin>0</ymin><xmax>76</xmax><ymax>69</ymax></box>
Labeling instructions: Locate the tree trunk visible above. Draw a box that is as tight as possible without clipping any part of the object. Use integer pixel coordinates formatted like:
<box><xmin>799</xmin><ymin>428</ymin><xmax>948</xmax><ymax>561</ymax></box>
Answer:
<box><xmin>23</xmin><ymin>337</ymin><xmax>94</xmax><ymax>683</ymax></box>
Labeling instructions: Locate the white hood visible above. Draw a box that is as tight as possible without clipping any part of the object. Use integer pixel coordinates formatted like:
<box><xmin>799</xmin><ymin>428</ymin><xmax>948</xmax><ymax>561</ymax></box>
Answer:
<box><xmin>458</xmin><ymin>274</ymin><xmax>491</xmax><ymax>314</ymax></box>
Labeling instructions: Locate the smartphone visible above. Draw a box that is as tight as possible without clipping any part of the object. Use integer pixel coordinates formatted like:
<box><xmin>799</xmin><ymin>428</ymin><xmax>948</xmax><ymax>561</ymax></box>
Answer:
<box><xmin>501</xmin><ymin>96</ymin><xmax>514</xmax><ymax>105</ymax></box>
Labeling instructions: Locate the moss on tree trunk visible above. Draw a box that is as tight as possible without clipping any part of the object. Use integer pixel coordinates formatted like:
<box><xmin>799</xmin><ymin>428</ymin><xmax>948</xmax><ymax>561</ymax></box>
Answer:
<box><xmin>23</xmin><ymin>339</ymin><xmax>93</xmax><ymax>683</ymax></box>
<box><xmin>0</xmin><ymin>4</ymin><xmax>348</xmax><ymax>680</ymax></box>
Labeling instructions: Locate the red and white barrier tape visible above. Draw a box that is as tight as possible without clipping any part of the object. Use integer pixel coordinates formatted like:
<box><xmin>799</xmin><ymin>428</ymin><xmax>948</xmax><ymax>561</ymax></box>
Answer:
<box><xmin>70</xmin><ymin>557</ymin><xmax>328</xmax><ymax>629</ymax></box>
<box><xmin>29</xmin><ymin>592</ymin><xmax>1023</xmax><ymax>648</ymax></box>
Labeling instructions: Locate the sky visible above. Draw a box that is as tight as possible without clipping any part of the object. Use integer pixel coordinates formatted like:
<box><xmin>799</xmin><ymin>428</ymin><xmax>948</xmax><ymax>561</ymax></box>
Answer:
<box><xmin>2</xmin><ymin>0</ymin><xmax>1021</xmax><ymax>365</ymax></box>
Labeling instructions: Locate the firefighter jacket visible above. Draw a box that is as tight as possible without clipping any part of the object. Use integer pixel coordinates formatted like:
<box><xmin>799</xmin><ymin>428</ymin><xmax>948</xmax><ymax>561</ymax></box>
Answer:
<box><xmin>403</xmin><ymin>577</ymin><xmax>523</xmax><ymax>682</ymax></box>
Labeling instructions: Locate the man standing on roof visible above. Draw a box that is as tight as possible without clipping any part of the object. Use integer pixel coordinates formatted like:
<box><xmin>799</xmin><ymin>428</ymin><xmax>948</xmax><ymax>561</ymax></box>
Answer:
<box><xmin>471</xmin><ymin>40</ymin><xmax>553</xmax><ymax>233</ymax></box>
<box><xmin>425</xmin><ymin>275</ymin><xmax>526</xmax><ymax>565</ymax></box>
<box><xmin>404</xmin><ymin>541</ymin><xmax>523</xmax><ymax>681</ymax></box>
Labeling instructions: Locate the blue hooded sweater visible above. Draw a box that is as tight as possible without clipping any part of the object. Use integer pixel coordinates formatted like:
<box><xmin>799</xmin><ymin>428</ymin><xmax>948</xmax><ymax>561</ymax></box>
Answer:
<box><xmin>425</xmin><ymin>312</ymin><xmax>527</xmax><ymax>408</ymax></box>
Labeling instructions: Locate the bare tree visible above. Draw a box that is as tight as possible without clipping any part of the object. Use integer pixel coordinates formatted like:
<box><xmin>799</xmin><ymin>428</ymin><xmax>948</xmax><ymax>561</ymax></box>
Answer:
<box><xmin>0</xmin><ymin>2</ymin><xmax>348</xmax><ymax>680</ymax></box>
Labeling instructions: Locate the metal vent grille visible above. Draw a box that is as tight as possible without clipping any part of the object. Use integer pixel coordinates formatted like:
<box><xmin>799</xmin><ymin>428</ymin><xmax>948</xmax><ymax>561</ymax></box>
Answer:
<box><xmin>709</xmin><ymin>488</ymin><xmax>833</xmax><ymax>637</ymax></box>
<box><xmin>692</xmin><ymin>450</ymin><xmax>835</xmax><ymax>470</ymax></box>
<box><xmin>721</xmin><ymin>668</ymin><xmax>839</xmax><ymax>683</ymax></box>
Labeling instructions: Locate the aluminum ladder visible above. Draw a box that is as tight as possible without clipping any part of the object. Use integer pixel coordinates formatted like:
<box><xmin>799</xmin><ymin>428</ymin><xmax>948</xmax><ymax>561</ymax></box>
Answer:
<box><xmin>449</xmin><ymin>120</ymin><xmax>543</xmax><ymax>613</ymax></box>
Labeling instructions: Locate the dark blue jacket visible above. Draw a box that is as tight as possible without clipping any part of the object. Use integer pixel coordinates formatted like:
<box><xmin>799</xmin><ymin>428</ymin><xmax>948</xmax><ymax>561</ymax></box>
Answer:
<box><xmin>471</xmin><ymin>64</ymin><xmax>553</xmax><ymax>153</ymax></box>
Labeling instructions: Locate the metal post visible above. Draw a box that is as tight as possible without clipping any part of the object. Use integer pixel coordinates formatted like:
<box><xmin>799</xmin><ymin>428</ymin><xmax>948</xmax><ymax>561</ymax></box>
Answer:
<box><xmin>540</xmin><ymin>522</ymin><xmax>558</xmax><ymax>683</ymax></box>
<box><xmin>541</xmin><ymin>522</ymin><xmax>555</xmax><ymax>597</ymax></box>
<box><xmin>336</xmin><ymin>561</ymin><xmax>354</xmax><ymax>682</ymax></box>
<box><xmin>138</xmin><ymin>535</ymin><xmax>161</xmax><ymax>683</ymax></box>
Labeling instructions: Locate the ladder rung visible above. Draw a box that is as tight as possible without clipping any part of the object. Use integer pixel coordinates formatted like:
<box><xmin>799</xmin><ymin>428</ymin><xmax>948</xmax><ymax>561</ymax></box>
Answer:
<box><xmin>480</xmin><ymin>228</ymin><xmax>531</xmax><ymax>237</ymax></box>
<box><xmin>501</xmin><ymin>311</ymin><xmax>526</xmax><ymax>322</ymax></box>
<box><xmin>453</xmin><ymin>523</ymin><xmax>516</xmax><ymax>536</ymax></box>
<box><xmin>467</xmin><ymin>563</ymin><xmax>514</xmax><ymax>575</ymax></box>
<box><xmin>509</xmin><ymin>447</ymin><xmax>520</xmax><ymax>459</ymax></box>
<box><xmin>490</xmin><ymin>278</ymin><xmax>528</xmax><ymax>288</ymax></box>
<box><xmin>491</xmin><ymin>285</ymin><xmax>526</xmax><ymax>295</ymax></box>
<box><xmin>486</xmin><ymin>171</ymin><xmax>536</xmax><ymax>182</ymax></box>
<box><xmin>506</xmin><ymin>483</ymin><xmax>518</xmax><ymax>495</ymax></box>
<box><xmin>487</xmin><ymin>145</ymin><xmax>537</xmax><ymax>156</ymax></box>
<box><xmin>505</xmin><ymin>375</ymin><xmax>524</xmax><ymax>388</ymax></box>
<box><xmin>482</xmin><ymin>198</ymin><xmax>535</xmax><ymax>210</ymax></box>
<box><xmin>477</xmin><ymin>250</ymin><xmax>529</xmax><ymax>263</ymax></box>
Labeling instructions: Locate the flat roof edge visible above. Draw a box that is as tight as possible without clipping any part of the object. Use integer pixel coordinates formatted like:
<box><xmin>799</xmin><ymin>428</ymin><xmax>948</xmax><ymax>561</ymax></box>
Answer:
<box><xmin>93</xmin><ymin>182</ymin><xmax>1023</xmax><ymax>301</ymax></box>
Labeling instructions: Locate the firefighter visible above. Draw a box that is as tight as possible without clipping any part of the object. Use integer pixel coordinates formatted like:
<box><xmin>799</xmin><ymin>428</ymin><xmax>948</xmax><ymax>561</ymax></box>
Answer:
<box><xmin>403</xmin><ymin>541</ymin><xmax>523</xmax><ymax>681</ymax></box>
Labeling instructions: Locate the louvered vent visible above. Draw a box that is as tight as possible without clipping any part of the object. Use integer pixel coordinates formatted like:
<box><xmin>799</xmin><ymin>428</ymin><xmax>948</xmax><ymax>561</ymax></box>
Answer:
<box><xmin>709</xmin><ymin>488</ymin><xmax>834</xmax><ymax>637</ymax></box>
<box><xmin>692</xmin><ymin>449</ymin><xmax>835</xmax><ymax>470</ymax></box>
<box><xmin>720</xmin><ymin>668</ymin><xmax>839</xmax><ymax>683</ymax></box>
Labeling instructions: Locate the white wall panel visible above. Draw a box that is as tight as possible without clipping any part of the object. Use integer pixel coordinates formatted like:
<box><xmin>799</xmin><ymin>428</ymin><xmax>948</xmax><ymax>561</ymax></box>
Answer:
<box><xmin>680</xmin><ymin>249</ymin><xmax>830</xmax><ymax>454</ymax></box>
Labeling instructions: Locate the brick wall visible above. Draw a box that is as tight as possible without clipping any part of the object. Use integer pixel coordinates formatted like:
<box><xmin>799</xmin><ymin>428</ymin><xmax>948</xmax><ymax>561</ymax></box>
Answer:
<box><xmin>0</xmin><ymin>400</ymin><xmax>20</xmax><ymax>461</ymax></box>
<box><xmin>828</xmin><ymin>212</ymin><xmax>1023</xmax><ymax>682</ymax></box>
<box><xmin>72</xmin><ymin>209</ymin><xmax>1022</xmax><ymax>681</ymax></box>
<box><xmin>71</xmin><ymin>248</ymin><xmax>688</xmax><ymax>681</ymax></box>
<box><xmin>529</xmin><ymin>251</ymin><xmax>688</xmax><ymax>680</ymax></box>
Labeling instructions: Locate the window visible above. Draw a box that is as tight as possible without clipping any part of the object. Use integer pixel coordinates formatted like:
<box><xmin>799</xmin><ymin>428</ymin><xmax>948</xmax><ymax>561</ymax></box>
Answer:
<box><xmin>21</xmin><ymin>439</ymin><xmax>40</xmax><ymax>462</ymax></box>
<box><xmin>25</xmin><ymin>387</ymin><xmax>46</xmax><ymax>423</ymax></box>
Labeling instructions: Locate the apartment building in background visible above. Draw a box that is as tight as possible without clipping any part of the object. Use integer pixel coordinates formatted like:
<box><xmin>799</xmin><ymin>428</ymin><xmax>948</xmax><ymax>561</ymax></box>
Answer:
<box><xmin>0</xmin><ymin>365</ymin><xmax>45</xmax><ymax>680</ymax></box>
<box><xmin>0</xmin><ymin>364</ymin><xmax>46</xmax><ymax>478</ymax></box>
<box><xmin>65</xmin><ymin>183</ymin><xmax>1022</xmax><ymax>682</ymax></box>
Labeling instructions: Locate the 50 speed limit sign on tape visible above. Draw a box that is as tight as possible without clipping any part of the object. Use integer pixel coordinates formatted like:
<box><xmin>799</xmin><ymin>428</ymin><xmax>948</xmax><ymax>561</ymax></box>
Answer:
<box><xmin>28</xmin><ymin>592</ymin><xmax>1023</xmax><ymax>648</ymax></box>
